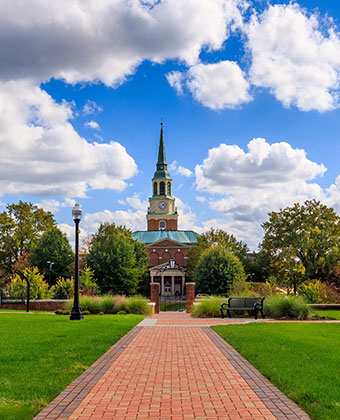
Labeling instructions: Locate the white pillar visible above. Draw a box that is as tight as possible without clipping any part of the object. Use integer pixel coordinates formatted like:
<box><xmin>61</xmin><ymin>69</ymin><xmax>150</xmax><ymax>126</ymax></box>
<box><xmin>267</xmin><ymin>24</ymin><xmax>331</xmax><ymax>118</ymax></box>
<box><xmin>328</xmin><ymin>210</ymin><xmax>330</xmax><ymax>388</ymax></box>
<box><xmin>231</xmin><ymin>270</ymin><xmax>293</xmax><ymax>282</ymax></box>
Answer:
<box><xmin>161</xmin><ymin>276</ymin><xmax>165</xmax><ymax>295</ymax></box>
<box><xmin>171</xmin><ymin>276</ymin><xmax>175</xmax><ymax>296</ymax></box>
<box><xmin>151</xmin><ymin>276</ymin><xmax>154</xmax><ymax>283</ymax></box>
<box><xmin>182</xmin><ymin>276</ymin><xmax>185</xmax><ymax>296</ymax></box>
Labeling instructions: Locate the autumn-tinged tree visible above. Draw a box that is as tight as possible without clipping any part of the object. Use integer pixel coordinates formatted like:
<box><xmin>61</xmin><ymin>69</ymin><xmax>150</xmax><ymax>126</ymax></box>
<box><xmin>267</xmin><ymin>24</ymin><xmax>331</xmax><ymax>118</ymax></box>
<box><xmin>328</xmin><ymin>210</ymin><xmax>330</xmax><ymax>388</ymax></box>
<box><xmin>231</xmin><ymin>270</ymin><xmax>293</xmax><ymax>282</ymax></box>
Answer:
<box><xmin>261</xmin><ymin>200</ymin><xmax>340</xmax><ymax>282</ymax></box>
<box><xmin>0</xmin><ymin>201</ymin><xmax>56</xmax><ymax>270</ymax></box>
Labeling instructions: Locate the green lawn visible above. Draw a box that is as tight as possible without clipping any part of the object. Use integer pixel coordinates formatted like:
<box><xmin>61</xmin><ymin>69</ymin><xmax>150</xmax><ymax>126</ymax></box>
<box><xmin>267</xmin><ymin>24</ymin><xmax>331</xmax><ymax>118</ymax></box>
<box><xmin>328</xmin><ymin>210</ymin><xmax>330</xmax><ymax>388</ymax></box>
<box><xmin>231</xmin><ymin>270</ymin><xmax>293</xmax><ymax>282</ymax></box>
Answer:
<box><xmin>0</xmin><ymin>313</ymin><xmax>143</xmax><ymax>420</ymax></box>
<box><xmin>315</xmin><ymin>310</ymin><xmax>340</xmax><ymax>320</ymax></box>
<box><xmin>212</xmin><ymin>323</ymin><xmax>340</xmax><ymax>420</ymax></box>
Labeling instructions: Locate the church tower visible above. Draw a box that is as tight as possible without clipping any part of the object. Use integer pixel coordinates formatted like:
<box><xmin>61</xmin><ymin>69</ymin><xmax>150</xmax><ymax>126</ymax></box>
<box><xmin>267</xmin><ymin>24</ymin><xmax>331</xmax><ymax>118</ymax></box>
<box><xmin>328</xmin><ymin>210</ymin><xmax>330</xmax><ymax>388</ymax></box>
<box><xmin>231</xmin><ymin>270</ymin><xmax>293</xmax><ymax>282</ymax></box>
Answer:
<box><xmin>147</xmin><ymin>123</ymin><xmax>178</xmax><ymax>231</ymax></box>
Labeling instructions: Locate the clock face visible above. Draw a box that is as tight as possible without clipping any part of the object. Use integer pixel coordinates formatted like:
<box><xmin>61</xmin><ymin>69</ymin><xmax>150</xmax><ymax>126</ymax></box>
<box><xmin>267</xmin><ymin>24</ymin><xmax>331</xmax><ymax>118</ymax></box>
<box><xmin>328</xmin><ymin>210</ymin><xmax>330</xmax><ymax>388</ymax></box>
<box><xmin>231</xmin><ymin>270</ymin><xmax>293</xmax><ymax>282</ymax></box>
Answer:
<box><xmin>158</xmin><ymin>201</ymin><xmax>166</xmax><ymax>210</ymax></box>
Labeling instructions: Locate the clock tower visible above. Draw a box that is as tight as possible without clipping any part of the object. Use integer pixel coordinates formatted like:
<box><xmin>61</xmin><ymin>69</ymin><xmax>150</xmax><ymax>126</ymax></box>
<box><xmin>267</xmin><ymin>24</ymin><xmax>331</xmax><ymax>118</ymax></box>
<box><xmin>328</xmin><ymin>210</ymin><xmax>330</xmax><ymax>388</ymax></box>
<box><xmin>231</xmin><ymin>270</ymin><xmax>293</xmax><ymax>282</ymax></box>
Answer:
<box><xmin>147</xmin><ymin>123</ymin><xmax>178</xmax><ymax>231</ymax></box>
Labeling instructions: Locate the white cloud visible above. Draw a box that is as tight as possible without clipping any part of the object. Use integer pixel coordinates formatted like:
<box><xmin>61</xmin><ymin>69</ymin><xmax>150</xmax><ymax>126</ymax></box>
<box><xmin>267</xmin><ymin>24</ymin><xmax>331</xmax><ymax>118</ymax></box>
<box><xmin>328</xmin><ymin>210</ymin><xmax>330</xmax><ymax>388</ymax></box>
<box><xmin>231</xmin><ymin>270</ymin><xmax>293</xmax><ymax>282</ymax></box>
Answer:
<box><xmin>195</xmin><ymin>137</ymin><xmax>326</xmax><ymax>248</ymax></box>
<box><xmin>169</xmin><ymin>161</ymin><xmax>193</xmax><ymax>177</ymax></box>
<box><xmin>82</xmin><ymin>194</ymin><xmax>148</xmax><ymax>232</ymax></box>
<box><xmin>247</xmin><ymin>4</ymin><xmax>340</xmax><ymax>112</ymax></box>
<box><xmin>186</xmin><ymin>61</ymin><xmax>252</xmax><ymax>109</ymax></box>
<box><xmin>166</xmin><ymin>61</ymin><xmax>251</xmax><ymax>109</ymax></box>
<box><xmin>166</xmin><ymin>71</ymin><xmax>184</xmax><ymax>94</ymax></box>
<box><xmin>82</xmin><ymin>100</ymin><xmax>103</xmax><ymax>115</ymax></box>
<box><xmin>0</xmin><ymin>0</ymin><xmax>246</xmax><ymax>86</ymax></box>
<box><xmin>0</xmin><ymin>80</ymin><xmax>137</xmax><ymax>198</ymax></box>
<box><xmin>85</xmin><ymin>120</ymin><xmax>100</xmax><ymax>130</ymax></box>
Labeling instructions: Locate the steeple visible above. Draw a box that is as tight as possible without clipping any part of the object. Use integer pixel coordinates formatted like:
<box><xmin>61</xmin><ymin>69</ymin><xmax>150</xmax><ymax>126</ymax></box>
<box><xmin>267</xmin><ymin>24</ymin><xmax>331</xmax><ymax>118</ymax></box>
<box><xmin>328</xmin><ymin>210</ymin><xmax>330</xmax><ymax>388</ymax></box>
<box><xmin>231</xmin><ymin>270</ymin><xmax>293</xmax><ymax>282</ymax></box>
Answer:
<box><xmin>153</xmin><ymin>122</ymin><xmax>171</xmax><ymax>180</ymax></box>
<box><xmin>157</xmin><ymin>123</ymin><xmax>166</xmax><ymax>166</ymax></box>
<box><xmin>147</xmin><ymin>123</ymin><xmax>178</xmax><ymax>231</ymax></box>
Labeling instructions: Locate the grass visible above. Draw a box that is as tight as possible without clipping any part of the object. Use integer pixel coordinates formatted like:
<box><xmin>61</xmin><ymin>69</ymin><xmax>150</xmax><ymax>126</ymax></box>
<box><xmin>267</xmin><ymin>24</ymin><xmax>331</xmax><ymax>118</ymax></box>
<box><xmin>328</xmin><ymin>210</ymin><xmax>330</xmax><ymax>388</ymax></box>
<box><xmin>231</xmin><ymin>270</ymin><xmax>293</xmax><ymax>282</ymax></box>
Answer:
<box><xmin>213</xmin><ymin>323</ymin><xmax>340</xmax><ymax>420</ymax></box>
<box><xmin>0</xmin><ymin>313</ymin><xmax>143</xmax><ymax>420</ymax></box>
<box><xmin>159</xmin><ymin>302</ymin><xmax>186</xmax><ymax>311</ymax></box>
<box><xmin>314</xmin><ymin>310</ymin><xmax>340</xmax><ymax>320</ymax></box>
<box><xmin>191</xmin><ymin>296</ymin><xmax>226</xmax><ymax>318</ymax></box>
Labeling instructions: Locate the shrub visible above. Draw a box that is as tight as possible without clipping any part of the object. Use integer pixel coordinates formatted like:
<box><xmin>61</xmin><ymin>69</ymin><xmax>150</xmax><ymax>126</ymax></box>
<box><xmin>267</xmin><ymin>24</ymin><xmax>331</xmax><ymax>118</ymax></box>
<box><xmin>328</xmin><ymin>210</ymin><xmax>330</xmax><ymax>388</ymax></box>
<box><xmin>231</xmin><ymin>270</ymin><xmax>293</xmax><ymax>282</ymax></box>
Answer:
<box><xmin>264</xmin><ymin>295</ymin><xmax>312</xmax><ymax>319</ymax></box>
<box><xmin>299</xmin><ymin>280</ymin><xmax>340</xmax><ymax>304</ymax></box>
<box><xmin>100</xmin><ymin>295</ymin><xmax>115</xmax><ymax>313</ymax></box>
<box><xmin>124</xmin><ymin>295</ymin><xmax>152</xmax><ymax>315</ymax></box>
<box><xmin>7</xmin><ymin>267</ymin><xmax>54</xmax><ymax>299</ymax></box>
<box><xmin>53</xmin><ymin>277</ymin><xmax>73</xmax><ymax>299</ymax></box>
<box><xmin>66</xmin><ymin>294</ymin><xmax>150</xmax><ymax>315</ymax></box>
<box><xmin>191</xmin><ymin>296</ymin><xmax>226</xmax><ymax>318</ymax></box>
<box><xmin>249</xmin><ymin>281</ymin><xmax>278</xmax><ymax>297</ymax></box>
<box><xmin>117</xmin><ymin>310</ymin><xmax>127</xmax><ymax>315</ymax></box>
<box><xmin>79</xmin><ymin>267</ymin><xmax>99</xmax><ymax>296</ymax></box>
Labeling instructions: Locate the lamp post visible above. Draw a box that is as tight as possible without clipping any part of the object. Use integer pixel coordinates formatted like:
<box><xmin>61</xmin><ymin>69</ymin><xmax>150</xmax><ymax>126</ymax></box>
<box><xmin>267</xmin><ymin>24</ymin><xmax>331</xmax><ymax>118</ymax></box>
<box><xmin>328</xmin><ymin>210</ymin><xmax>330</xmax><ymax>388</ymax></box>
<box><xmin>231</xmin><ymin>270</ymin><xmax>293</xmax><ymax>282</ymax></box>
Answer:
<box><xmin>70</xmin><ymin>203</ymin><xmax>83</xmax><ymax>321</ymax></box>
<box><xmin>47</xmin><ymin>260</ymin><xmax>54</xmax><ymax>287</ymax></box>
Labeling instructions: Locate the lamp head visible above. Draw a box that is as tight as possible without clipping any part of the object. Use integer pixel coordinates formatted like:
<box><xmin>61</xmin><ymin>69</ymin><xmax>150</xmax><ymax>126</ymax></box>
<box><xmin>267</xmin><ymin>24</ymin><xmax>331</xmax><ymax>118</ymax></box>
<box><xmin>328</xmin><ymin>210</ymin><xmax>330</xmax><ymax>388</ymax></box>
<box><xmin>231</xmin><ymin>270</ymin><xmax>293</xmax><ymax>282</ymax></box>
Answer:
<box><xmin>72</xmin><ymin>203</ymin><xmax>82</xmax><ymax>222</ymax></box>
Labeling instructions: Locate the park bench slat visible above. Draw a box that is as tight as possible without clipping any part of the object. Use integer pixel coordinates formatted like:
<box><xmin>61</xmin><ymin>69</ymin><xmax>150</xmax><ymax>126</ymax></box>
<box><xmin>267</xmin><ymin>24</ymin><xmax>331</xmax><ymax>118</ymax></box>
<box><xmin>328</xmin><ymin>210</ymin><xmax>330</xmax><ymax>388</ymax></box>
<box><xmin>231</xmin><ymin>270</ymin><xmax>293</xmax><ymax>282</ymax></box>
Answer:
<box><xmin>220</xmin><ymin>296</ymin><xmax>265</xmax><ymax>320</ymax></box>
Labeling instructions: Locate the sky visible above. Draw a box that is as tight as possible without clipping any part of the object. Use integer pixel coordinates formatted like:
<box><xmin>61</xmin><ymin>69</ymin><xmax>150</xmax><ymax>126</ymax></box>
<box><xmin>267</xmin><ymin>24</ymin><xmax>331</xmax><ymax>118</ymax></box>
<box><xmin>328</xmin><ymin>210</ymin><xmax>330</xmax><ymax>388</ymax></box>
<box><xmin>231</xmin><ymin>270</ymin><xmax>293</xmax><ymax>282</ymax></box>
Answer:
<box><xmin>1</xmin><ymin>0</ymin><xmax>340</xmax><ymax>250</ymax></box>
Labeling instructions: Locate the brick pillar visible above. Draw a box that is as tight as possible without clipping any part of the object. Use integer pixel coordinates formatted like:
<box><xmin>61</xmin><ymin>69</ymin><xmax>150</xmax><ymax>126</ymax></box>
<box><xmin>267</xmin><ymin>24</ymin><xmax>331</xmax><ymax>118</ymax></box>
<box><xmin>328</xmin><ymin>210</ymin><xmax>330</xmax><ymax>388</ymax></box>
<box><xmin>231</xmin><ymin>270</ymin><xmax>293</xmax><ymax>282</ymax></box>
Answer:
<box><xmin>186</xmin><ymin>282</ymin><xmax>195</xmax><ymax>313</ymax></box>
<box><xmin>150</xmin><ymin>282</ymin><xmax>160</xmax><ymax>314</ymax></box>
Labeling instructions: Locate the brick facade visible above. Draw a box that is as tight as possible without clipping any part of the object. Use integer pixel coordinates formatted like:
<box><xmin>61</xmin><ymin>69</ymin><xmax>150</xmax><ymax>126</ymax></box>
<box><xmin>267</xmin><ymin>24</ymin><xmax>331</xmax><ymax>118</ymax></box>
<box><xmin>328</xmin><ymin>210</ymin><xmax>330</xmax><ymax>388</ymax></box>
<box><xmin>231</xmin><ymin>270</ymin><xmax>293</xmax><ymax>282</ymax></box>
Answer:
<box><xmin>147</xmin><ymin>218</ymin><xmax>178</xmax><ymax>231</ymax></box>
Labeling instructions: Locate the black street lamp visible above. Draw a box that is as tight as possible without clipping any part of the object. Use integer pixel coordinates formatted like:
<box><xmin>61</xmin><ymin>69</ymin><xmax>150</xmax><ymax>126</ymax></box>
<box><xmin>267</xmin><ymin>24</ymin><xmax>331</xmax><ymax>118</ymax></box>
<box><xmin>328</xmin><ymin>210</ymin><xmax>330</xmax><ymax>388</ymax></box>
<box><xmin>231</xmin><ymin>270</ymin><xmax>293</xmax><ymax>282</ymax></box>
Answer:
<box><xmin>70</xmin><ymin>203</ymin><xmax>83</xmax><ymax>321</ymax></box>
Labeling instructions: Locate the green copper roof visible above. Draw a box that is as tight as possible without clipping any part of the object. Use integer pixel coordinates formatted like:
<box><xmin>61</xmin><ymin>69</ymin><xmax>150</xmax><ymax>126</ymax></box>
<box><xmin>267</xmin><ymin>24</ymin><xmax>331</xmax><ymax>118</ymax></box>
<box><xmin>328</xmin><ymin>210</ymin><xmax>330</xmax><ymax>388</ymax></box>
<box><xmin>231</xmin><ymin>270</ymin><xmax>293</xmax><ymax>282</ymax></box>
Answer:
<box><xmin>132</xmin><ymin>230</ymin><xmax>199</xmax><ymax>244</ymax></box>
<box><xmin>153</xmin><ymin>123</ymin><xmax>171</xmax><ymax>179</ymax></box>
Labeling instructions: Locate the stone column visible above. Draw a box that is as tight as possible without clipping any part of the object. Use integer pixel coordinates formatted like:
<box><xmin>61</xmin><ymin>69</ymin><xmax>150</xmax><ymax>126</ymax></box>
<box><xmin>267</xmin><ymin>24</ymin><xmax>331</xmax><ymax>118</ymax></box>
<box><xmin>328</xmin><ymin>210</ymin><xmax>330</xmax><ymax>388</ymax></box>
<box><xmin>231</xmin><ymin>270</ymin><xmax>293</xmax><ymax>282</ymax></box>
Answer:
<box><xmin>186</xmin><ymin>282</ymin><xmax>195</xmax><ymax>313</ymax></box>
<box><xmin>171</xmin><ymin>276</ymin><xmax>175</xmax><ymax>295</ymax></box>
<box><xmin>150</xmin><ymin>282</ymin><xmax>160</xmax><ymax>314</ymax></box>
<box><xmin>151</xmin><ymin>276</ymin><xmax>154</xmax><ymax>283</ymax></box>
<box><xmin>182</xmin><ymin>276</ymin><xmax>185</xmax><ymax>296</ymax></box>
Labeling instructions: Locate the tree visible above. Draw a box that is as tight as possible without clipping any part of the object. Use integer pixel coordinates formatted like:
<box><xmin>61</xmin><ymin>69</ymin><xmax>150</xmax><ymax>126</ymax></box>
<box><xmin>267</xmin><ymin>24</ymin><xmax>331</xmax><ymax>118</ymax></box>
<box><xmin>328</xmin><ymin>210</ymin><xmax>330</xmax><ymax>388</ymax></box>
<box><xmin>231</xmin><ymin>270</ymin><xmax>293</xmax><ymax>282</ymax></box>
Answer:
<box><xmin>0</xmin><ymin>201</ymin><xmax>55</xmax><ymax>270</ymax></box>
<box><xmin>187</xmin><ymin>228</ymin><xmax>248</xmax><ymax>280</ymax></box>
<box><xmin>261</xmin><ymin>200</ymin><xmax>340</xmax><ymax>282</ymax></box>
<box><xmin>30</xmin><ymin>227</ymin><xmax>74</xmax><ymax>285</ymax></box>
<box><xmin>85</xmin><ymin>223</ymin><xmax>148</xmax><ymax>295</ymax></box>
<box><xmin>194</xmin><ymin>246</ymin><xmax>245</xmax><ymax>295</ymax></box>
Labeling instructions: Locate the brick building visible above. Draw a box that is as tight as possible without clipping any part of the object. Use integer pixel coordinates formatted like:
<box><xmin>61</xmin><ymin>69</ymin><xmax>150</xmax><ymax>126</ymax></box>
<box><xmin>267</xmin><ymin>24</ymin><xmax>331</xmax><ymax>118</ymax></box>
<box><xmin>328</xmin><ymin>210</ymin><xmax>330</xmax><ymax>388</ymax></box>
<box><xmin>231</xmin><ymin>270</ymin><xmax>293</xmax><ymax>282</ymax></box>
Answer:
<box><xmin>132</xmin><ymin>124</ymin><xmax>199</xmax><ymax>296</ymax></box>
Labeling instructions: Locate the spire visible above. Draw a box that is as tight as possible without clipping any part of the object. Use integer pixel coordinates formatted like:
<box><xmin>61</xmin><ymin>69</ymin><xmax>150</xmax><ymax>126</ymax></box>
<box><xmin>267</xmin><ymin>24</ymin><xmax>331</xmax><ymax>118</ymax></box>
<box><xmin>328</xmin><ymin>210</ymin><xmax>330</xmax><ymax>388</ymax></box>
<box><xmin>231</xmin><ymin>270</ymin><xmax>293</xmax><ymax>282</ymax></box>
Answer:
<box><xmin>153</xmin><ymin>122</ymin><xmax>171</xmax><ymax>180</ymax></box>
<box><xmin>157</xmin><ymin>122</ymin><xmax>167</xmax><ymax>165</ymax></box>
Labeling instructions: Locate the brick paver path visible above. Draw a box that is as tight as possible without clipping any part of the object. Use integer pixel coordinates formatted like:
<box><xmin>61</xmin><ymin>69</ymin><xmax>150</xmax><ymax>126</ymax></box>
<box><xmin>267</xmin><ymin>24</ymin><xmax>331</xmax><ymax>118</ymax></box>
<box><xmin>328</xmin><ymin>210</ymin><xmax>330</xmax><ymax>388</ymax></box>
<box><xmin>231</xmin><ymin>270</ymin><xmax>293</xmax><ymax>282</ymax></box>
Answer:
<box><xmin>35</xmin><ymin>313</ymin><xmax>311</xmax><ymax>420</ymax></box>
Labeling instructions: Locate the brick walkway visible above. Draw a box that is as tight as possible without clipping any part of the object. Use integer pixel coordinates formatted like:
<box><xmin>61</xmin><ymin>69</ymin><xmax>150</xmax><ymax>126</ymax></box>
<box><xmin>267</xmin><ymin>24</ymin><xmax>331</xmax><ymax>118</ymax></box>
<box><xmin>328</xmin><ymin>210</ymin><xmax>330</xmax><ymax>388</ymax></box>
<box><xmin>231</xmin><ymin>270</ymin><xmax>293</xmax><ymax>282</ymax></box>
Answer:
<box><xmin>35</xmin><ymin>313</ymin><xmax>311</xmax><ymax>420</ymax></box>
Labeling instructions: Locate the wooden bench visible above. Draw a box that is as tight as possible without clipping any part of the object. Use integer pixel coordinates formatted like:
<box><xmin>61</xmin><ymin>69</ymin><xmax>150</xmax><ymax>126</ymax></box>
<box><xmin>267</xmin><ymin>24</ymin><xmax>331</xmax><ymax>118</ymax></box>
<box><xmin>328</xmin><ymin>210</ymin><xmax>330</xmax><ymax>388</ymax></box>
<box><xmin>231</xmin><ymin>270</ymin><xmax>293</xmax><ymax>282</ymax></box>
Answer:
<box><xmin>220</xmin><ymin>297</ymin><xmax>265</xmax><ymax>320</ymax></box>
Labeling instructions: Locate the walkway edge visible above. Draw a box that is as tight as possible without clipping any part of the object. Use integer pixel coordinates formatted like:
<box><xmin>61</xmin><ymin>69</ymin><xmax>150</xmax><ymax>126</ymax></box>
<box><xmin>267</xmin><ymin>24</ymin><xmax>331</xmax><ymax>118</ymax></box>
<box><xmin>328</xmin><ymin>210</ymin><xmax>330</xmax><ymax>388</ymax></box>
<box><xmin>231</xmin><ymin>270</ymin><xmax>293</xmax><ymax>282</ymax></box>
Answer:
<box><xmin>204</xmin><ymin>327</ymin><xmax>311</xmax><ymax>420</ymax></box>
<box><xmin>33</xmin><ymin>326</ymin><xmax>143</xmax><ymax>420</ymax></box>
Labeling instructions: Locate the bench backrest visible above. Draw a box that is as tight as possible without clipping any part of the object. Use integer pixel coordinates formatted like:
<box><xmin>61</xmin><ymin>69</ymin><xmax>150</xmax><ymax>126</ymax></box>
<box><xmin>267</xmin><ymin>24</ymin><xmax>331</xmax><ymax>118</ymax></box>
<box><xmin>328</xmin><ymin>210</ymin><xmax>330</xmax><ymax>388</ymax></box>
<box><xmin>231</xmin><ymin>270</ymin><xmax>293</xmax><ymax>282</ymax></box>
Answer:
<box><xmin>228</xmin><ymin>297</ymin><xmax>264</xmax><ymax>309</ymax></box>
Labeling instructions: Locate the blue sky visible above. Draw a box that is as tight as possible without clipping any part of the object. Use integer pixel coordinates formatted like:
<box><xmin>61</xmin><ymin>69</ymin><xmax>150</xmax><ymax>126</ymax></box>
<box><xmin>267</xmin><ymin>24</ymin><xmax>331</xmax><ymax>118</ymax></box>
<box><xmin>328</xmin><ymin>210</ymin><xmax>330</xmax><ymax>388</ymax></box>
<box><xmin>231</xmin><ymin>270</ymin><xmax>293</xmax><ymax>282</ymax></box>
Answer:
<box><xmin>1</xmin><ymin>0</ymin><xmax>340</xmax><ymax>249</ymax></box>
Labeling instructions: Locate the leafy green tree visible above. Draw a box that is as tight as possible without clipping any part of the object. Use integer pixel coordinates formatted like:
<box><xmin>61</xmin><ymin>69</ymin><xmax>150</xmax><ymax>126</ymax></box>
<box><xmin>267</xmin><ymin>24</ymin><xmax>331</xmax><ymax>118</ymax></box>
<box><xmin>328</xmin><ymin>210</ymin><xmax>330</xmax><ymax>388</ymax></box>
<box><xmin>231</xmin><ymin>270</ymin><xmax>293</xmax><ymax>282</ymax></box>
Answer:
<box><xmin>30</xmin><ymin>227</ymin><xmax>74</xmax><ymax>285</ymax></box>
<box><xmin>0</xmin><ymin>201</ymin><xmax>55</xmax><ymax>270</ymax></box>
<box><xmin>85</xmin><ymin>223</ymin><xmax>148</xmax><ymax>295</ymax></box>
<box><xmin>187</xmin><ymin>228</ymin><xmax>248</xmax><ymax>280</ymax></box>
<box><xmin>194</xmin><ymin>246</ymin><xmax>245</xmax><ymax>295</ymax></box>
<box><xmin>261</xmin><ymin>200</ymin><xmax>340</xmax><ymax>282</ymax></box>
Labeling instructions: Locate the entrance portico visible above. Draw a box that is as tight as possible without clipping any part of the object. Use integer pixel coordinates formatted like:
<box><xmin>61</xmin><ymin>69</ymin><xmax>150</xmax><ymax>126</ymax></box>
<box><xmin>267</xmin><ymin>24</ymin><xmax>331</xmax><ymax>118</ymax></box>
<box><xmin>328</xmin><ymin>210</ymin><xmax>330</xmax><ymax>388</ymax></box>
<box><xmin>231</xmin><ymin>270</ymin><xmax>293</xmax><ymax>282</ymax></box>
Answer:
<box><xmin>150</xmin><ymin>262</ymin><xmax>186</xmax><ymax>296</ymax></box>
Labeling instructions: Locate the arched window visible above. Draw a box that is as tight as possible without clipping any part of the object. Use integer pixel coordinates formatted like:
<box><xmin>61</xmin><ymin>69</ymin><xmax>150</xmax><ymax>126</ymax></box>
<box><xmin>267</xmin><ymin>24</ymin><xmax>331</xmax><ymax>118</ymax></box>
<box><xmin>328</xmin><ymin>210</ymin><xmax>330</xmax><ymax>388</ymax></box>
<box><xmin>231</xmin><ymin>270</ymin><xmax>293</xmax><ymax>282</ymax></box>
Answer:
<box><xmin>153</xmin><ymin>182</ymin><xmax>158</xmax><ymax>196</ymax></box>
<box><xmin>160</xmin><ymin>181</ymin><xmax>165</xmax><ymax>195</ymax></box>
<box><xmin>159</xmin><ymin>220</ymin><xmax>166</xmax><ymax>230</ymax></box>
<box><xmin>167</xmin><ymin>182</ymin><xmax>171</xmax><ymax>195</ymax></box>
